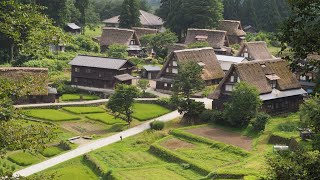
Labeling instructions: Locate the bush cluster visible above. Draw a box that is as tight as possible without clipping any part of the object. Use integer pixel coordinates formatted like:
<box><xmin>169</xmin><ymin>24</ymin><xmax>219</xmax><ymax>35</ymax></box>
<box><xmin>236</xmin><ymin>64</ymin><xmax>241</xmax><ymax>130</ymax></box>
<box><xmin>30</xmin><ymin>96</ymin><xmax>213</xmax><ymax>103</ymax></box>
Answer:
<box><xmin>251</xmin><ymin>112</ymin><xmax>270</xmax><ymax>132</ymax></box>
<box><xmin>66</xmin><ymin>35</ymin><xmax>100</xmax><ymax>53</ymax></box>
<box><xmin>83</xmin><ymin>154</ymin><xmax>111</xmax><ymax>179</ymax></box>
<box><xmin>150</xmin><ymin>121</ymin><xmax>165</xmax><ymax>130</ymax></box>
<box><xmin>199</xmin><ymin>110</ymin><xmax>226</xmax><ymax>125</ymax></box>
<box><xmin>58</xmin><ymin>140</ymin><xmax>71</xmax><ymax>151</ymax></box>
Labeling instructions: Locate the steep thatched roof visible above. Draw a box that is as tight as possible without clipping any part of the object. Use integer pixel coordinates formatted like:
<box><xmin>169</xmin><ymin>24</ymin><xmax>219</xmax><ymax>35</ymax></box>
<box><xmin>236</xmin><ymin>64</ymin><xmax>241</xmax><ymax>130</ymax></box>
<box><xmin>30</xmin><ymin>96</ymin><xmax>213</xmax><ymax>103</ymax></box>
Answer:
<box><xmin>102</xmin><ymin>10</ymin><xmax>163</xmax><ymax>26</ymax></box>
<box><xmin>158</xmin><ymin>47</ymin><xmax>224</xmax><ymax>81</ymax></box>
<box><xmin>236</xmin><ymin>41</ymin><xmax>273</xmax><ymax>60</ymax></box>
<box><xmin>185</xmin><ymin>29</ymin><xmax>229</xmax><ymax>49</ymax></box>
<box><xmin>167</xmin><ymin>43</ymin><xmax>187</xmax><ymax>54</ymax></box>
<box><xmin>218</xmin><ymin>20</ymin><xmax>246</xmax><ymax>36</ymax></box>
<box><xmin>0</xmin><ymin>67</ymin><xmax>49</xmax><ymax>96</ymax></box>
<box><xmin>209</xmin><ymin>59</ymin><xmax>301</xmax><ymax>99</ymax></box>
<box><xmin>132</xmin><ymin>27</ymin><xmax>158</xmax><ymax>39</ymax></box>
<box><xmin>100</xmin><ymin>27</ymin><xmax>140</xmax><ymax>47</ymax></box>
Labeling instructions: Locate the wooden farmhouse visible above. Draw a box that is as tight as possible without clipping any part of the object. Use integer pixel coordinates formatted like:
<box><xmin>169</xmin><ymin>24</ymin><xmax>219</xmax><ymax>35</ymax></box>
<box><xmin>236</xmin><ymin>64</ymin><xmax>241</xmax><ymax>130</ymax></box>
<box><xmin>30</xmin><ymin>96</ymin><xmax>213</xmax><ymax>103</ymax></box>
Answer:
<box><xmin>0</xmin><ymin>67</ymin><xmax>56</xmax><ymax>104</ymax></box>
<box><xmin>236</xmin><ymin>41</ymin><xmax>274</xmax><ymax>60</ymax></box>
<box><xmin>141</xmin><ymin>65</ymin><xmax>161</xmax><ymax>79</ymax></box>
<box><xmin>100</xmin><ymin>27</ymin><xmax>142</xmax><ymax>56</ymax></box>
<box><xmin>103</xmin><ymin>10</ymin><xmax>164</xmax><ymax>31</ymax></box>
<box><xmin>155</xmin><ymin>47</ymin><xmax>224</xmax><ymax>93</ymax></box>
<box><xmin>64</xmin><ymin>23</ymin><xmax>81</xmax><ymax>34</ymax></box>
<box><xmin>69</xmin><ymin>55</ymin><xmax>135</xmax><ymax>90</ymax></box>
<box><xmin>184</xmin><ymin>28</ymin><xmax>231</xmax><ymax>55</ymax></box>
<box><xmin>218</xmin><ymin>20</ymin><xmax>246</xmax><ymax>45</ymax></box>
<box><xmin>209</xmin><ymin>59</ymin><xmax>307</xmax><ymax>115</ymax></box>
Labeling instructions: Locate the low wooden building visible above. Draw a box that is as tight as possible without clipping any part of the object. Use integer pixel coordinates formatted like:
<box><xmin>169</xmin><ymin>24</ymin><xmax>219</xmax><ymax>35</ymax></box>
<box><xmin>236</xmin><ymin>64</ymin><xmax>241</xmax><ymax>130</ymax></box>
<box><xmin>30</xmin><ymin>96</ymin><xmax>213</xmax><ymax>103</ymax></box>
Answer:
<box><xmin>0</xmin><ymin>67</ymin><xmax>56</xmax><ymax>104</ymax></box>
<box><xmin>69</xmin><ymin>55</ymin><xmax>135</xmax><ymax>90</ymax></box>
<box><xmin>236</xmin><ymin>41</ymin><xmax>274</xmax><ymax>60</ymax></box>
<box><xmin>209</xmin><ymin>59</ymin><xmax>307</xmax><ymax>115</ymax></box>
<box><xmin>155</xmin><ymin>47</ymin><xmax>225</xmax><ymax>93</ymax></box>
<box><xmin>141</xmin><ymin>65</ymin><xmax>161</xmax><ymax>79</ymax></box>
<box><xmin>218</xmin><ymin>20</ymin><xmax>246</xmax><ymax>45</ymax></box>
<box><xmin>103</xmin><ymin>10</ymin><xmax>164</xmax><ymax>31</ymax></box>
<box><xmin>184</xmin><ymin>28</ymin><xmax>231</xmax><ymax>55</ymax></box>
<box><xmin>100</xmin><ymin>27</ymin><xmax>142</xmax><ymax>56</ymax></box>
<box><xmin>64</xmin><ymin>23</ymin><xmax>81</xmax><ymax>34</ymax></box>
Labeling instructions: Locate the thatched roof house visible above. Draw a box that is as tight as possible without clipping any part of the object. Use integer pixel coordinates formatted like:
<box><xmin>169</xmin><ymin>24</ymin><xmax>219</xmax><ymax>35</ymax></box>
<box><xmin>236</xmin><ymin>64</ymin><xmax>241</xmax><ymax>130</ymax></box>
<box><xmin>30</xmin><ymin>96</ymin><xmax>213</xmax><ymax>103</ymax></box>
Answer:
<box><xmin>218</xmin><ymin>20</ymin><xmax>246</xmax><ymax>45</ymax></box>
<box><xmin>209</xmin><ymin>59</ymin><xmax>306</xmax><ymax>114</ymax></box>
<box><xmin>103</xmin><ymin>10</ymin><xmax>164</xmax><ymax>30</ymax></box>
<box><xmin>155</xmin><ymin>47</ymin><xmax>224</xmax><ymax>92</ymax></box>
<box><xmin>132</xmin><ymin>27</ymin><xmax>158</xmax><ymax>39</ymax></box>
<box><xmin>184</xmin><ymin>29</ymin><xmax>231</xmax><ymax>55</ymax></box>
<box><xmin>167</xmin><ymin>43</ymin><xmax>187</xmax><ymax>54</ymax></box>
<box><xmin>0</xmin><ymin>67</ymin><xmax>49</xmax><ymax>96</ymax></box>
<box><xmin>236</xmin><ymin>41</ymin><xmax>274</xmax><ymax>60</ymax></box>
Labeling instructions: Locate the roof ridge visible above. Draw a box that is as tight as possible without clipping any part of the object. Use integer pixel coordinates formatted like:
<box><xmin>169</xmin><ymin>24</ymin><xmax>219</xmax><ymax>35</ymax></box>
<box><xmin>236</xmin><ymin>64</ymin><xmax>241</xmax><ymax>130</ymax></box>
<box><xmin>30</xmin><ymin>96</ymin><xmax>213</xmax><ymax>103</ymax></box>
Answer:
<box><xmin>139</xmin><ymin>10</ymin><xmax>151</xmax><ymax>25</ymax></box>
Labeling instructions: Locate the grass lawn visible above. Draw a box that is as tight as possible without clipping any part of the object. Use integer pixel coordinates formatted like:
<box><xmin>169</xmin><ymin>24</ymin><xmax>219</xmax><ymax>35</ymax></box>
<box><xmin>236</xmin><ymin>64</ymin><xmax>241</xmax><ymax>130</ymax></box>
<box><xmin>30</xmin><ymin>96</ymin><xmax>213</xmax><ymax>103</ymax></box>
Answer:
<box><xmin>23</xmin><ymin>109</ymin><xmax>80</xmax><ymax>121</ymax></box>
<box><xmin>85</xmin><ymin>113</ymin><xmax>126</xmax><ymax>125</ymax></box>
<box><xmin>84</xmin><ymin>25</ymin><xmax>103</xmax><ymax>38</ymax></box>
<box><xmin>132</xmin><ymin>103</ymin><xmax>171</xmax><ymax>121</ymax></box>
<box><xmin>37</xmin><ymin>157</ymin><xmax>98</xmax><ymax>180</ymax></box>
<box><xmin>41</xmin><ymin>146</ymin><xmax>64</xmax><ymax>158</ymax></box>
<box><xmin>61</xmin><ymin>94</ymin><xmax>100</xmax><ymax>102</ymax></box>
<box><xmin>7</xmin><ymin>152</ymin><xmax>40</xmax><ymax>166</ymax></box>
<box><xmin>62</xmin><ymin>106</ymin><xmax>105</xmax><ymax>114</ymax></box>
<box><xmin>265</xmin><ymin>113</ymin><xmax>300</xmax><ymax>139</ymax></box>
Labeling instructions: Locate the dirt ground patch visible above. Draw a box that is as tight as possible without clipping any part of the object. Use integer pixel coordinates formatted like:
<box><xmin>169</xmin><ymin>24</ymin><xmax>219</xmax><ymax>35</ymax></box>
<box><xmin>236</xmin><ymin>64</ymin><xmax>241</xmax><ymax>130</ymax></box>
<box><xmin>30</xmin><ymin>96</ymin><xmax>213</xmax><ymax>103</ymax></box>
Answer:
<box><xmin>186</xmin><ymin>127</ymin><xmax>252</xmax><ymax>151</ymax></box>
<box><xmin>161</xmin><ymin>138</ymin><xmax>195</xmax><ymax>150</ymax></box>
<box><xmin>60</xmin><ymin>121</ymin><xmax>109</xmax><ymax>136</ymax></box>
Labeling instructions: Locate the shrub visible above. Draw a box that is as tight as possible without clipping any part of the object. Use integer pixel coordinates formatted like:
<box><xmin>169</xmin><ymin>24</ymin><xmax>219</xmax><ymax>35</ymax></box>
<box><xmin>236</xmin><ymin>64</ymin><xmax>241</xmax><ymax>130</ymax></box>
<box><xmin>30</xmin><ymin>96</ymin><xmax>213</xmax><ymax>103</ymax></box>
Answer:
<box><xmin>58</xmin><ymin>140</ymin><xmax>71</xmax><ymax>151</ymax></box>
<box><xmin>83</xmin><ymin>154</ymin><xmax>111</xmax><ymax>179</ymax></box>
<box><xmin>312</xmin><ymin>134</ymin><xmax>320</xmax><ymax>151</ymax></box>
<box><xmin>199</xmin><ymin>110</ymin><xmax>213</xmax><ymax>122</ymax></box>
<box><xmin>41</xmin><ymin>146</ymin><xmax>63</xmax><ymax>157</ymax></box>
<box><xmin>73</xmin><ymin>35</ymin><xmax>100</xmax><ymax>53</ymax></box>
<box><xmin>23</xmin><ymin>59</ymin><xmax>67</xmax><ymax>72</ymax></box>
<box><xmin>156</xmin><ymin>98</ymin><xmax>176</xmax><ymax>110</ymax></box>
<box><xmin>277</xmin><ymin>122</ymin><xmax>296</xmax><ymax>132</ymax></box>
<box><xmin>251</xmin><ymin>112</ymin><xmax>270</xmax><ymax>132</ymax></box>
<box><xmin>138</xmin><ymin>92</ymin><xmax>157</xmax><ymax>98</ymax></box>
<box><xmin>150</xmin><ymin>121</ymin><xmax>165</xmax><ymax>130</ymax></box>
<box><xmin>107</xmin><ymin>44</ymin><xmax>128</xmax><ymax>59</ymax></box>
<box><xmin>209</xmin><ymin>110</ymin><xmax>225</xmax><ymax>125</ymax></box>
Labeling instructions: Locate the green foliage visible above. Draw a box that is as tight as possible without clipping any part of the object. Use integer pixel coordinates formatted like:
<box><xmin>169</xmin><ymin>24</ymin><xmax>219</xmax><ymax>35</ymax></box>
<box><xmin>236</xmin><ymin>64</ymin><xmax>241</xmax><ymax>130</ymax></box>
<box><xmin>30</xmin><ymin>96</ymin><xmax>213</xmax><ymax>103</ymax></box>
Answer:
<box><xmin>119</xmin><ymin>0</ymin><xmax>141</xmax><ymax>28</ymax></box>
<box><xmin>199</xmin><ymin>109</ymin><xmax>225</xmax><ymax>125</ymax></box>
<box><xmin>251</xmin><ymin>112</ymin><xmax>270</xmax><ymax>132</ymax></box>
<box><xmin>107</xmin><ymin>44</ymin><xmax>128</xmax><ymax>59</ymax></box>
<box><xmin>41</xmin><ymin>146</ymin><xmax>64</xmax><ymax>157</ymax></box>
<box><xmin>23</xmin><ymin>109</ymin><xmax>81</xmax><ymax>121</ymax></box>
<box><xmin>279</xmin><ymin>0</ymin><xmax>320</xmax><ymax>77</ymax></box>
<box><xmin>265</xmin><ymin>150</ymin><xmax>320</xmax><ymax>180</ymax></box>
<box><xmin>132</xmin><ymin>103</ymin><xmax>171</xmax><ymax>121</ymax></box>
<box><xmin>150</xmin><ymin>121</ymin><xmax>165</xmax><ymax>130</ymax></box>
<box><xmin>277</xmin><ymin>122</ymin><xmax>296</xmax><ymax>132</ymax></box>
<box><xmin>107</xmin><ymin>84</ymin><xmax>139</xmax><ymax>126</ymax></box>
<box><xmin>85</xmin><ymin>113</ymin><xmax>125</xmax><ymax>125</ymax></box>
<box><xmin>300</xmin><ymin>95</ymin><xmax>320</xmax><ymax>133</ymax></box>
<box><xmin>58</xmin><ymin>140</ymin><xmax>71</xmax><ymax>151</ymax></box>
<box><xmin>61</xmin><ymin>94</ymin><xmax>100</xmax><ymax>101</ymax></box>
<box><xmin>187</xmin><ymin>41</ymin><xmax>210</xmax><ymax>49</ymax></box>
<box><xmin>83</xmin><ymin>154</ymin><xmax>111</xmax><ymax>179</ymax></box>
<box><xmin>7</xmin><ymin>152</ymin><xmax>40</xmax><ymax>166</ymax></box>
<box><xmin>157</xmin><ymin>0</ymin><xmax>223</xmax><ymax>40</ymax></box>
<box><xmin>22</xmin><ymin>59</ymin><xmax>66</xmax><ymax>72</ymax></box>
<box><xmin>75</xmin><ymin>0</ymin><xmax>89</xmax><ymax>34</ymax></box>
<box><xmin>140</xmin><ymin>31</ymin><xmax>178</xmax><ymax>58</ymax></box>
<box><xmin>67</xmin><ymin>35</ymin><xmax>100</xmax><ymax>53</ymax></box>
<box><xmin>137</xmin><ymin>79</ymin><xmax>150</xmax><ymax>94</ymax></box>
<box><xmin>0</xmin><ymin>0</ymin><xmax>68</xmax><ymax>63</ymax></box>
<box><xmin>224</xmin><ymin>82</ymin><xmax>262</xmax><ymax>128</ymax></box>
<box><xmin>62</xmin><ymin>107</ymin><xmax>105</xmax><ymax>114</ymax></box>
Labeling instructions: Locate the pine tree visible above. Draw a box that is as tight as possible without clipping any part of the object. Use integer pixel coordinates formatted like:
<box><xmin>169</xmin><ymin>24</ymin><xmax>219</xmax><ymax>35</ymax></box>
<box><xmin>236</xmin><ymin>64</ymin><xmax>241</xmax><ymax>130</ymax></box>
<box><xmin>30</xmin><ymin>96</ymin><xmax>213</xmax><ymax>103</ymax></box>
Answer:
<box><xmin>119</xmin><ymin>0</ymin><xmax>141</xmax><ymax>28</ymax></box>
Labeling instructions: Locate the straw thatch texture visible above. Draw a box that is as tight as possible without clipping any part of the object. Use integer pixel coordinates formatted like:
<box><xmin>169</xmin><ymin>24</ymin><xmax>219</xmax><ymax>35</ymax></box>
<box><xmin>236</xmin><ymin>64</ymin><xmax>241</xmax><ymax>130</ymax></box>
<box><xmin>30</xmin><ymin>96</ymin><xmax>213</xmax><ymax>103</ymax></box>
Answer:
<box><xmin>185</xmin><ymin>29</ymin><xmax>229</xmax><ymax>49</ymax></box>
<box><xmin>132</xmin><ymin>27</ymin><xmax>158</xmax><ymax>39</ymax></box>
<box><xmin>218</xmin><ymin>20</ymin><xmax>246</xmax><ymax>36</ymax></box>
<box><xmin>0</xmin><ymin>67</ymin><xmax>48</xmax><ymax>95</ymax></box>
<box><xmin>236</xmin><ymin>41</ymin><xmax>273</xmax><ymax>60</ymax></box>
<box><xmin>100</xmin><ymin>27</ymin><xmax>140</xmax><ymax>47</ymax></box>
<box><xmin>158</xmin><ymin>47</ymin><xmax>224</xmax><ymax>81</ymax></box>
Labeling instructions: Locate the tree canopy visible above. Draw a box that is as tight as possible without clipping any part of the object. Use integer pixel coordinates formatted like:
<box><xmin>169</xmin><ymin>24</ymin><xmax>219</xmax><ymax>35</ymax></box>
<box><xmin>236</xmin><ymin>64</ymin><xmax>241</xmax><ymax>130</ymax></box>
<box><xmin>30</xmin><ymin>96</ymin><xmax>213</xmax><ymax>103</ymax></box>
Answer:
<box><xmin>119</xmin><ymin>0</ymin><xmax>141</xmax><ymax>28</ymax></box>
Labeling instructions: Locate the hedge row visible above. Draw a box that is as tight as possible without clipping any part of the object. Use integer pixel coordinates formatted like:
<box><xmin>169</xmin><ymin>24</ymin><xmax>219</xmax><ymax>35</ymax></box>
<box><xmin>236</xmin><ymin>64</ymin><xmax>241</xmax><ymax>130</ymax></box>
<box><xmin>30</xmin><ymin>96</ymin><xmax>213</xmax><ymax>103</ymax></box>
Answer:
<box><xmin>83</xmin><ymin>154</ymin><xmax>111</xmax><ymax>179</ymax></box>
<box><xmin>268</xmin><ymin>134</ymin><xmax>291</xmax><ymax>145</ymax></box>
<box><xmin>16</xmin><ymin>102</ymin><xmax>107</xmax><ymax>110</ymax></box>
<box><xmin>136</xmin><ymin>98</ymin><xmax>176</xmax><ymax>111</ymax></box>
<box><xmin>149</xmin><ymin>142</ymin><xmax>210</xmax><ymax>176</ymax></box>
<box><xmin>171</xmin><ymin>129</ymin><xmax>250</xmax><ymax>157</ymax></box>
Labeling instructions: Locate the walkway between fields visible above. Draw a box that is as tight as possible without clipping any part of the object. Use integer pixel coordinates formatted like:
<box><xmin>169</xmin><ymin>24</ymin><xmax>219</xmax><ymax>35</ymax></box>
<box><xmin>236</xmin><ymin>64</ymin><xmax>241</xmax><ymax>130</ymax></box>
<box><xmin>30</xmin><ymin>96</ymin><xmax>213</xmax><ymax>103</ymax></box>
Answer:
<box><xmin>13</xmin><ymin>110</ymin><xmax>181</xmax><ymax>177</ymax></box>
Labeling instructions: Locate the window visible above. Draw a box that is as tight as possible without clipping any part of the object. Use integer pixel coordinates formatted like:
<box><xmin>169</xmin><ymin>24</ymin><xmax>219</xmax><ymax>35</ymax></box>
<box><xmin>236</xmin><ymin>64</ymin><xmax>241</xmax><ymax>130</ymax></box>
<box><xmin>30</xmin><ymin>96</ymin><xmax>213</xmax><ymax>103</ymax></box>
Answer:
<box><xmin>244</xmin><ymin>52</ymin><xmax>249</xmax><ymax>58</ymax></box>
<box><xmin>300</xmin><ymin>75</ymin><xmax>306</xmax><ymax>81</ymax></box>
<box><xmin>130</xmin><ymin>40</ymin><xmax>135</xmax><ymax>45</ymax></box>
<box><xmin>237</xmin><ymin>77</ymin><xmax>241</xmax><ymax>82</ymax></box>
<box><xmin>164</xmin><ymin>83</ymin><xmax>168</xmax><ymax>87</ymax></box>
<box><xmin>99</xmin><ymin>73</ymin><xmax>102</xmax><ymax>77</ymax></box>
<box><xmin>166</xmin><ymin>68</ymin><xmax>169</xmax><ymax>73</ymax></box>
<box><xmin>271</xmin><ymin>80</ymin><xmax>277</xmax><ymax>89</ymax></box>
<box><xmin>172</xmin><ymin>61</ymin><xmax>177</xmax><ymax>66</ymax></box>
<box><xmin>225</xmin><ymin>85</ymin><xmax>233</xmax><ymax>92</ymax></box>
<box><xmin>230</xmin><ymin>75</ymin><xmax>235</xmax><ymax>82</ymax></box>
<box><xmin>172</xmin><ymin>68</ymin><xmax>178</xmax><ymax>74</ymax></box>
<box><xmin>170</xmin><ymin>84</ymin><xmax>173</xmax><ymax>88</ymax></box>
<box><xmin>85</xmin><ymin>69</ymin><xmax>91</xmax><ymax>73</ymax></box>
<box><xmin>75</xmin><ymin>67</ymin><xmax>80</xmax><ymax>72</ymax></box>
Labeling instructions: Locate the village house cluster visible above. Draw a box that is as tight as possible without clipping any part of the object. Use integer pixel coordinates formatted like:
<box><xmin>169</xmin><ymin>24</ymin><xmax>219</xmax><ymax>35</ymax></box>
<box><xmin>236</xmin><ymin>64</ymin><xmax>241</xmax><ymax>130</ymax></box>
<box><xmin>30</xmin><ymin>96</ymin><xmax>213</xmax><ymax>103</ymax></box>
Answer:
<box><xmin>2</xmin><ymin>9</ymin><xmax>317</xmax><ymax>116</ymax></box>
